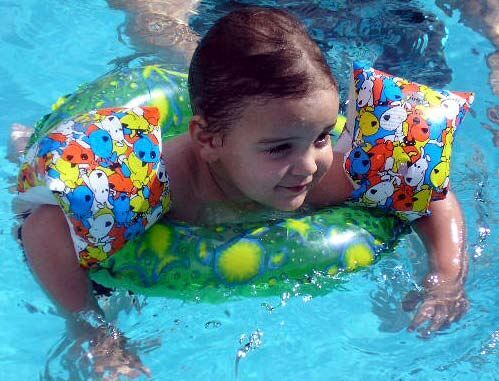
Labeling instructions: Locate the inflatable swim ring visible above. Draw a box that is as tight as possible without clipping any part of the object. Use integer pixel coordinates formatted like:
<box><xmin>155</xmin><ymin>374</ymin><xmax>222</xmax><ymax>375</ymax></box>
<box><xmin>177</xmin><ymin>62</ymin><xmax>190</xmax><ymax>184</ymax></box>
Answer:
<box><xmin>26</xmin><ymin>62</ymin><xmax>474</xmax><ymax>302</ymax></box>
<box><xmin>28</xmin><ymin>64</ymin><xmax>192</xmax><ymax>148</ymax></box>
<box><xmin>89</xmin><ymin>205</ymin><xmax>406</xmax><ymax>301</ymax></box>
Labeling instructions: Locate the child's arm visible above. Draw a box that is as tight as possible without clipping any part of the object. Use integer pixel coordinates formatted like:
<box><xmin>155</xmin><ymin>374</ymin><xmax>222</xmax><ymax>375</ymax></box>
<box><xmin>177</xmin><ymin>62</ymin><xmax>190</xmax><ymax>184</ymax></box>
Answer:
<box><xmin>22</xmin><ymin>205</ymin><xmax>99</xmax><ymax>314</ymax></box>
<box><xmin>405</xmin><ymin>190</ymin><xmax>470</xmax><ymax>335</ymax></box>
<box><xmin>308</xmin><ymin>153</ymin><xmax>469</xmax><ymax>334</ymax></box>
<box><xmin>21</xmin><ymin>205</ymin><xmax>151</xmax><ymax>378</ymax></box>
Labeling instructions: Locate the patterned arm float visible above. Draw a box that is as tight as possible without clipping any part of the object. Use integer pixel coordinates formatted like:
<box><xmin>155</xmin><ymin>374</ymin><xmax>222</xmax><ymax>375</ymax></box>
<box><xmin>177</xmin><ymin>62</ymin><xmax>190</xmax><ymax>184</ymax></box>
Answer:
<box><xmin>343</xmin><ymin>62</ymin><xmax>474</xmax><ymax>221</ymax></box>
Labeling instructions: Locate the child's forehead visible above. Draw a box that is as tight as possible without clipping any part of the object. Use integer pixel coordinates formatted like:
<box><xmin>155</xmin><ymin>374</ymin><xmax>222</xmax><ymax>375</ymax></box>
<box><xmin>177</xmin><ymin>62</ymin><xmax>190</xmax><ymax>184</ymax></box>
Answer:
<box><xmin>250</xmin><ymin>89</ymin><xmax>338</xmax><ymax>106</ymax></box>
<box><xmin>239</xmin><ymin>91</ymin><xmax>339</xmax><ymax>125</ymax></box>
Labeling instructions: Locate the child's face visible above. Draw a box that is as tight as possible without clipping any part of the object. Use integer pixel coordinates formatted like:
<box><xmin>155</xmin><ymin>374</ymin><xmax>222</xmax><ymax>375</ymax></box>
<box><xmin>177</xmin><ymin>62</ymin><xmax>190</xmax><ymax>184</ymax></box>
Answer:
<box><xmin>212</xmin><ymin>89</ymin><xmax>339</xmax><ymax>211</ymax></box>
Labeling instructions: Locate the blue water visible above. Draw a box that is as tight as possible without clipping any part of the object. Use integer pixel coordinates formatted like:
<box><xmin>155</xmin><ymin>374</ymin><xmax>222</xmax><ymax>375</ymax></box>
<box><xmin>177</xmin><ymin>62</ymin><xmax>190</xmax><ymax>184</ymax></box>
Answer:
<box><xmin>0</xmin><ymin>1</ymin><xmax>498</xmax><ymax>380</ymax></box>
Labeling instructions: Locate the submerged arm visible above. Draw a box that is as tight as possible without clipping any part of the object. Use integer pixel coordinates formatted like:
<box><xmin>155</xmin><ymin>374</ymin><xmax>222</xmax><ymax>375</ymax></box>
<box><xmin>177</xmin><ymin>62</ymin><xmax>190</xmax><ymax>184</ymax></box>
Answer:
<box><xmin>22</xmin><ymin>205</ymin><xmax>100</xmax><ymax>315</ymax></box>
<box><xmin>406</xmin><ymin>190</ymin><xmax>470</xmax><ymax>334</ymax></box>
<box><xmin>21</xmin><ymin>205</ymin><xmax>150</xmax><ymax>378</ymax></box>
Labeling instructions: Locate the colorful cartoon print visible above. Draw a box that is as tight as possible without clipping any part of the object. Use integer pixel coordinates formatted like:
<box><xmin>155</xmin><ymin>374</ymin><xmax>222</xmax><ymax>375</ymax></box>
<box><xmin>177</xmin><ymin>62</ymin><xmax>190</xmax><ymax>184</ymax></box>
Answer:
<box><xmin>344</xmin><ymin>62</ymin><xmax>474</xmax><ymax>221</ymax></box>
<box><xmin>18</xmin><ymin>107</ymin><xmax>170</xmax><ymax>268</ymax></box>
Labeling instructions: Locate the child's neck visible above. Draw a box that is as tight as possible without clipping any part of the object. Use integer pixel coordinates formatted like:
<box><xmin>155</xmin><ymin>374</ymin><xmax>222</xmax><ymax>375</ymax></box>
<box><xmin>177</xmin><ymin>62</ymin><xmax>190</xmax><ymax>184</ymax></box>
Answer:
<box><xmin>164</xmin><ymin>135</ymin><xmax>258</xmax><ymax>224</ymax></box>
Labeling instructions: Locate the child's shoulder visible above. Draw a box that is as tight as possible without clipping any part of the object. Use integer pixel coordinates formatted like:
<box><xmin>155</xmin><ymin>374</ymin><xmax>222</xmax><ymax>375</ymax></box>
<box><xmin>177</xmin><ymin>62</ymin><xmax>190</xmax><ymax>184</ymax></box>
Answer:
<box><xmin>306</xmin><ymin>151</ymin><xmax>354</xmax><ymax>207</ymax></box>
<box><xmin>162</xmin><ymin>134</ymin><xmax>206</xmax><ymax>222</ymax></box>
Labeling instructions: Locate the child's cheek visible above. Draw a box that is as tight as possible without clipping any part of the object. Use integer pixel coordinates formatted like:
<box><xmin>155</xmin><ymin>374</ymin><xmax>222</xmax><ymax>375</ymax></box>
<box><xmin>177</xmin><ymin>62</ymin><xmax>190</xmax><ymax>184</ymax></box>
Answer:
<box><xmin>320</xmin><ymin>151</ymin><xmax>334</xmax><ymax>173</ymax></box>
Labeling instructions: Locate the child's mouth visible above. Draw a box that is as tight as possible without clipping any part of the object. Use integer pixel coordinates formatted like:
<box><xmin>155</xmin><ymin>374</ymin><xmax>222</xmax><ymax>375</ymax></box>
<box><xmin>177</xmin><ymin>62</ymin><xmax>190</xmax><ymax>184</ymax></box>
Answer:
<box><xmin>280</xmin><ymin>183</ymin><xmax>310</xmax><ymax>193</ymax></box>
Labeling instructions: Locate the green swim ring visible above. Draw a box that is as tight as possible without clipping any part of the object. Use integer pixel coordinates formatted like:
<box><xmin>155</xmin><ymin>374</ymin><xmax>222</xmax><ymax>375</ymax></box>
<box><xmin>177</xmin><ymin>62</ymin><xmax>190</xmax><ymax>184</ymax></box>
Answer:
<box><xmin>90</xmin><ymin>207</ymin><xmax>406</xmax><ymax>301</ymax></box>
<box><xmin>33</xmin><ymin>62</ymin><xmax>407</xmax><ymax>302</ymax></box>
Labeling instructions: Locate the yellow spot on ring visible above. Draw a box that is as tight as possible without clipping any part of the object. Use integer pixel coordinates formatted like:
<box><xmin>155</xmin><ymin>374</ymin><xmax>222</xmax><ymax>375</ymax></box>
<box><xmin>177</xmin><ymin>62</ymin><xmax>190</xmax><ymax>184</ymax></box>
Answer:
<box><xmin>344</xmin><ymin>243</ymin><xmax>374</xmax><ymax>271</ymax></box>
<box><xmin>217</xmin><ymin>240</ymin><xmax>263</xmax><ymax>283</ymax></box>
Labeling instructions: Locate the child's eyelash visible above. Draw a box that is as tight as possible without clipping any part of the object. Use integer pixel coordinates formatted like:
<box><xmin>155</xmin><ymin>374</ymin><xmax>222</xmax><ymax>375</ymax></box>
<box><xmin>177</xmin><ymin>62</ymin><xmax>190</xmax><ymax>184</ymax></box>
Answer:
<box><xmin>315</xmin><ymin>132</ymin><xmax>332</xmax><ymax>143</ymax></box>
<box><xmin>265</xmin><ymin>143</ymin><xmax>291</xmax><ymax>155</ymax></box>
<box><xmin>264</xmin><ymin>131</ymin><xmax>334</xmax><ymax>156</ymax></box>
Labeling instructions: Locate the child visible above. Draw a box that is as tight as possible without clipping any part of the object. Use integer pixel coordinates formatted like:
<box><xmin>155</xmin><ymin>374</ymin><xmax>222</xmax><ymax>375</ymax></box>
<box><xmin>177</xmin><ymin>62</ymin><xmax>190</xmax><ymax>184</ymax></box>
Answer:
<box><xmin>18</xmin><ymin>7</ymin><xmax>469</xmax><ymax>378</ymax></box>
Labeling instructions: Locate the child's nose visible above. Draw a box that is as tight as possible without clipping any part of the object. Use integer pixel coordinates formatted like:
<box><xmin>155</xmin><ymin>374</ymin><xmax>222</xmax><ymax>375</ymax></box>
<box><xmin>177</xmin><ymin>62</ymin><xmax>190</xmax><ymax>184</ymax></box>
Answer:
<box><xmin>292</xmin><ymin>150</ymin><xmax>317</xmax><ymax>177</ymax></box>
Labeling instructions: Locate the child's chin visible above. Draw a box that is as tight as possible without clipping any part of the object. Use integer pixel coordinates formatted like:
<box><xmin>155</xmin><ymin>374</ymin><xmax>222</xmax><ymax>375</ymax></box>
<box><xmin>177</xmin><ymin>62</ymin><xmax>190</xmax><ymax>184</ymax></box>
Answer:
<box><xmin>273</xmin><ymin>196</ymin><xmax>306</xmax><ymax>212</ymax></box>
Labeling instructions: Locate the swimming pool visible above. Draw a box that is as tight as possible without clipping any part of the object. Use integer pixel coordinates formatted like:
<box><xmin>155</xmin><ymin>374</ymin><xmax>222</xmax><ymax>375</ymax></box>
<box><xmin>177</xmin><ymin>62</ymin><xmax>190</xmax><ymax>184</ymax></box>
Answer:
<box><xmin>0</xmin><ymin>0</ymin><xmax>497</xmax><ymax>380</ymax></box>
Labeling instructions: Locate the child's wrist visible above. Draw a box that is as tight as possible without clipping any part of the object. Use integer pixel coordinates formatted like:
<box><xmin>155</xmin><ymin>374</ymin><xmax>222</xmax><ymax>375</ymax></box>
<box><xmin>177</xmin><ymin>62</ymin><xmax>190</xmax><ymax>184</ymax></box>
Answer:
<box><xmin>422</xmin><ymin>272</ymin><xmax>465</xmax><ymax>295</ymax></box>
<box><xmin>67</xmin><ymin>310</ymin><xmax>121</xmax><ymax>341</ymax></box>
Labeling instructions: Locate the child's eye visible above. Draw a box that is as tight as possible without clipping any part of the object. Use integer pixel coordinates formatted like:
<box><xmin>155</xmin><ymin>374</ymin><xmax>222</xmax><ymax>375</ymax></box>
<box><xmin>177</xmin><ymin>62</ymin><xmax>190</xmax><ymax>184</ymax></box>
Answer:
<box><xmin>264</xmin><ymin>143</ymin><xmax>292</xmax><ymax>157</ymax></box>
<box><xmin>314</xmin><ymin>132</ymin><xmax>331</xmax><ymax>147</ymax></box>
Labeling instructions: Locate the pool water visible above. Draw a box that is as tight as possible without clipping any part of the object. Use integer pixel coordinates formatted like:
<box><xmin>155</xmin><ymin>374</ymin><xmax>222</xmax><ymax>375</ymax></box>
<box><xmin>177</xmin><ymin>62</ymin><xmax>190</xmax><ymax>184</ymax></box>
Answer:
<box><xmin>0</xmin><ymin>1</ymin><xmax>498</xmax><ymax>380</ymax></box>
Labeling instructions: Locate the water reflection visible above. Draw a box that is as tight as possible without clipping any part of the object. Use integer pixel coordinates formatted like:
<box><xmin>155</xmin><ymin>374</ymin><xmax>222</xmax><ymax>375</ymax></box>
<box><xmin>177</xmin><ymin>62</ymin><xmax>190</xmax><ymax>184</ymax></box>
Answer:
<box><xmin>114</xmin><ymin>1</ymin><xmax>454</xmax><ymax>92</ymax></box>
<box><xmin>111</xmin><ymin>1</ymin><xmax>499</xmax><ymax>127</ymax></box>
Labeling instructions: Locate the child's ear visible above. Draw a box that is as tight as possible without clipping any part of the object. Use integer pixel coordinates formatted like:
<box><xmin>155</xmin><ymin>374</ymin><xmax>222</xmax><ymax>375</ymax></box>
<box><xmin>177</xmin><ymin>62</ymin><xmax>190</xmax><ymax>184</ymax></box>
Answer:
<box><xmin>189</xmin><ymin>115</ymin><xmax>224</xmax><ymax>162</ymax></box>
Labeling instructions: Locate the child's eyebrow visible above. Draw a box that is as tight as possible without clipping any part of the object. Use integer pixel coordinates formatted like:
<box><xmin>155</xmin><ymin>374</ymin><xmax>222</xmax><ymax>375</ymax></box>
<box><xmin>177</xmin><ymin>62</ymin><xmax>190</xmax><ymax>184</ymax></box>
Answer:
<box><xmin>257</xmin><ymin>124</ymin><xmax>337</xmax><ymax>144</ymax></box>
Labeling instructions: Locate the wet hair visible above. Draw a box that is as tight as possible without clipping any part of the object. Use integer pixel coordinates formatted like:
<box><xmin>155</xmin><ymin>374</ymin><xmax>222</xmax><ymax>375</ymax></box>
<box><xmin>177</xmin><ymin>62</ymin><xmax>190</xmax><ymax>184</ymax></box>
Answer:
<box><xmin>188</xmin><ymin>7</ymin><xmax>339</xmax><ymax>133</ymax></box>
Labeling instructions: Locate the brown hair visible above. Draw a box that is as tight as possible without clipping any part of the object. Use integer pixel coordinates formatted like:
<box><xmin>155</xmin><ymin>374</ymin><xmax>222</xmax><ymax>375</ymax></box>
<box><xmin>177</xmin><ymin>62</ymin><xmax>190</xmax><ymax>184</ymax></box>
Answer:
<box><xmin>188</xmin><ymin>7</ymin><xmax>338</xmax><ymax>133</ymax></box>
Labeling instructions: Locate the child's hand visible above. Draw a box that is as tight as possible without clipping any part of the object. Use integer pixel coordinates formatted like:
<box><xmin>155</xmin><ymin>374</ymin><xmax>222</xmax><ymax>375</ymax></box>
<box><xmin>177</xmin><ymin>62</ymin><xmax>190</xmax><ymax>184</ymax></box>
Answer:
<box><xmin>87</xmin><ymin>326</ymin><xmax>152</xmax><ymax>380</ymax></box>
<box><xmin>403</xmin><ymin>272</ymin><xmax>470</xmax><ymax>337</ymax></box>
<box><xmin>68</xmin><ymin>311</ymin><xmax>152</xmax><ymax>380</ymax></box>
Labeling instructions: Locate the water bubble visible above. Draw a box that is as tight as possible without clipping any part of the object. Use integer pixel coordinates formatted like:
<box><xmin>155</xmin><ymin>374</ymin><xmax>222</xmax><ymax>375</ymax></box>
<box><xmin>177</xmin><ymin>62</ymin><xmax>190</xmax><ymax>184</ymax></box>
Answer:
<box><xmin>302</xmin><ymin>294</ymin><xmax>313</xmax><ymax>303</ymax></box>
<box><xmin>292</xmin><ymin>283</ymin><xmax>302</xmax><ymax>294</ymax></box>
<box><xmin>261</xmin><ymin>303</ymin><xmax>275</xmax><ymax>313</ymax></box>
<box><xmin>204</xmin><ymin>320</ymin><xmax>222</xmax><ymax>329</ymax></box>
<box><xmin>238</xmin><ymin>334</ymin><xmax>247</xmax><ymax>345</ymax></box>
<box><xmin>281</xmin><ymin>292</ymin><xmax>291</xmax><ymax>306</ymax></box>
<box><xmin>235</xmin><ymin>328</ymin><xmax>264</xmax><ymax>378</ymax></box>
<box><xmin>472</xmin><ymin>225</ymin><xmax>491</xmax><ymax>259</ymax></box>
